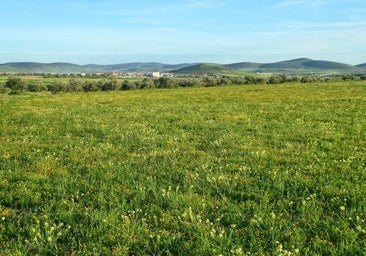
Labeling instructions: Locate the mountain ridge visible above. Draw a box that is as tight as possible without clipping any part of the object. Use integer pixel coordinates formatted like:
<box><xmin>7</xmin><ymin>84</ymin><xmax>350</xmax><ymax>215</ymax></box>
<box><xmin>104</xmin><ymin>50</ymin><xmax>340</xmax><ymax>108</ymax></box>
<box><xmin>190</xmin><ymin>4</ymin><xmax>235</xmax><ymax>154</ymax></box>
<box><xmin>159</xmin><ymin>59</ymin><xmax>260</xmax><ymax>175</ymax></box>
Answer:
<box><xmin>0</xmin><ymin>58</ymin><xmax>365</xmax><ymax>74</ymax></box>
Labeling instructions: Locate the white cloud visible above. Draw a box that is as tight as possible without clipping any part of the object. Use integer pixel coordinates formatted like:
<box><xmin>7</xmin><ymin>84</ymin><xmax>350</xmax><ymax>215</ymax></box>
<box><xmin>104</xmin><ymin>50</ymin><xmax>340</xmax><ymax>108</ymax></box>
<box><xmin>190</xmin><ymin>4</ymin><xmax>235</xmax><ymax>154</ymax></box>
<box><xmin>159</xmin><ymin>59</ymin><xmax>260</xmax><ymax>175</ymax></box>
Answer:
<box><xmin>274</xmin><ymin>0</ymin><xmax>325</xmax><ymax>9</ymax></box>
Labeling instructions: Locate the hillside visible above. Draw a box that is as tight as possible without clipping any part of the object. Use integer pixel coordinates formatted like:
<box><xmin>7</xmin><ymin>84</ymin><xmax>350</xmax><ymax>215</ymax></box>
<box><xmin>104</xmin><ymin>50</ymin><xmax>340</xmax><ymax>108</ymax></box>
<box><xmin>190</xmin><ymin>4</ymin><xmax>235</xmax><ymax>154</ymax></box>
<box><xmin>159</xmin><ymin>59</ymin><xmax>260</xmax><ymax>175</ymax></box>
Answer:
<box><xmin>172</xmin><ymin>63</ymin><xmax>239</xmax><ymax>76</ymax></box>
<box><xmin>0</xmin><ymin>62</ymin><xmax>86</xmax><ymax>73</ymax></box>
<box><xmin>225</xmin><ymin>62</ymin><xmax>262</xmax><ymax>71</ymax></box>
<box><xmin>257</xmin><ymin>58</ymin><xmax>361</xmax><ymax>73</ymax></box>
<box><xmin>356</xmin><ymin>63</ymin><xmax>366</xmax><ymax>69</ymax></box>
<box><xmin>0</xmin><ymin>58</ymin><xmax>364</xmax><ymax>74</ymax></box>
<box><xmin>174</xmin><ymin>58</ymin><xmax>364</xmax><ymax>75</ymax></box>
<box><xmin>0</xmin><ymin>62</ymin><xmax>197</xmax><ymax>74</ymax></box>
<box><xmin>102</xmin><ymin>62</ymin><xmax>195</xmax><ymax>72</ymax></box>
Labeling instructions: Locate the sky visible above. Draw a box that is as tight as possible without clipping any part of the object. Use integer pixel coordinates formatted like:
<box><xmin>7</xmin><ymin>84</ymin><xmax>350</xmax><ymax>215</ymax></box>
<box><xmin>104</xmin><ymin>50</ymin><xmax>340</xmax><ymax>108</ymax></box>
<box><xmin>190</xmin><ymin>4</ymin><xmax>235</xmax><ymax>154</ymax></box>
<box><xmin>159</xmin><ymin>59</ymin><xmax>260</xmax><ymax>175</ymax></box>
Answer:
<box><xmin>1</xmin><ymin>0</ymin><xmax>366</xmax><ymax>65</ymax></box>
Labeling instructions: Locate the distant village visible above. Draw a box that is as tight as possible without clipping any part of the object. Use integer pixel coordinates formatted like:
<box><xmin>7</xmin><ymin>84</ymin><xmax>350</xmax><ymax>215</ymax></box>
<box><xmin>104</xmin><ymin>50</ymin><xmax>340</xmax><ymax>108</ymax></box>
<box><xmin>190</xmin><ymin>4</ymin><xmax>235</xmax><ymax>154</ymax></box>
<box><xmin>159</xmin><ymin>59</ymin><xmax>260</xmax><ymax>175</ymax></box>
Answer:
<box><xmin>111</xmin><ymin>71</ymin><xmax>173</xmax><ymax>78</ymax></box>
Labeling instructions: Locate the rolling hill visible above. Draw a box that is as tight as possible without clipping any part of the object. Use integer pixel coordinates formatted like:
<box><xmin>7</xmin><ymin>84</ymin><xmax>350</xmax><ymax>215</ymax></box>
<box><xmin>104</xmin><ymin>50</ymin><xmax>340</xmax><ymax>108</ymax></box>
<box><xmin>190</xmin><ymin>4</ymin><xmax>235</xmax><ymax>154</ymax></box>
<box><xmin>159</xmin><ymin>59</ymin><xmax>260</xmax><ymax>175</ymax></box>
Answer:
<box><xmin>173</xmin><ymin>58</ymin><xmax>364</xmax><ymax>75</ymax></box>
<box><xmin>0</xmin><ymin>58</ymin><xmax>364</xmax><ymax>74</ymax></box>
<box><xmin>171</xmin><ymin>63</ymin><xmax>237</xmax><ymax>76</ymax></box>
<box><xmin>255</xmin><ymin>58</ymin><xmax>362</xmax><ymax>73</ymax></box>
<box><xmin>225</xmin><ymin>62</ymin><xmax>262</xmax><ymax>71</ymax></box>
<box><xmin>0</xmin><ymin>62</ymin><xmax>86</xmax><ymax>73</ymax></box>
<box><xmin>0</xmin><ymin>62</ymin><xmax>196</xmax><ymax>74</ymax></box>
<box><xmin>356</xmin><ymin>63</ymin><xmax>366</xmax><ymax>69</ymax></box>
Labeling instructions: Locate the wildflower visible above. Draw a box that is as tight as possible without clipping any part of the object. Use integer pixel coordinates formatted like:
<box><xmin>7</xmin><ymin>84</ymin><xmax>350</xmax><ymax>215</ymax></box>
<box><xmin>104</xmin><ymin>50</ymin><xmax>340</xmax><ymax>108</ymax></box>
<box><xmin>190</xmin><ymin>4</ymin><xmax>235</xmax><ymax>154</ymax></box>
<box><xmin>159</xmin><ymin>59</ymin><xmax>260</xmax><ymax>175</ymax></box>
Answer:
<box><xmin>340</xmin><ymin>206</ymin><xmax>346</xmax><ymax>211</ymax></box>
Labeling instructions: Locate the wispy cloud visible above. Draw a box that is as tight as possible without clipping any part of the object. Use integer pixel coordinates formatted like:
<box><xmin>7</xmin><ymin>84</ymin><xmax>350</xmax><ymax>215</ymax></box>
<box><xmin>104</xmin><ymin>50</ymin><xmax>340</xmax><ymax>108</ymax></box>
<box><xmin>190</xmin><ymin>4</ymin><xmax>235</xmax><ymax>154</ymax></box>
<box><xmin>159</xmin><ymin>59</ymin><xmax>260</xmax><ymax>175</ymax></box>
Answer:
<box><xmin>273</xmin><ymin>0</ymin><xmax>325</xmax><ymax>9</ymax></box>
<box><xmin>183</xmin><ymin>0</ymin><xmax>220</xmax><ymax>8</ymax></box>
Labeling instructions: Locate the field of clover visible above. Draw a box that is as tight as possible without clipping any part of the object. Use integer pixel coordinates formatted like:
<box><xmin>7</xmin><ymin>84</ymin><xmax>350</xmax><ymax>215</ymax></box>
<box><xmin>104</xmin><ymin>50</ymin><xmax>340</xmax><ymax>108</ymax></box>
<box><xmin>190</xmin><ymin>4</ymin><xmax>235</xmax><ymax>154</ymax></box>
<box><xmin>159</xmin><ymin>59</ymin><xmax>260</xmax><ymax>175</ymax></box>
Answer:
<box><xmin>1</xmin><ymin>81</ymin><xmax>365</xmax><ymax>255</ymax></box>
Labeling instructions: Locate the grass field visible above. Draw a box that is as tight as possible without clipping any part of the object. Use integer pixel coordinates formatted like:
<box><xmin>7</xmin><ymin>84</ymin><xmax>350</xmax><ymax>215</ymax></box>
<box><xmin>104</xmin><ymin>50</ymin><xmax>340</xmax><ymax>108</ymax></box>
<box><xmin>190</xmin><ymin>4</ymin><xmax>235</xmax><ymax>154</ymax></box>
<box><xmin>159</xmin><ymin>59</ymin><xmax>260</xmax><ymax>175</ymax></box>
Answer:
<box><xmin>1</xmin><ymin>81</ymin><xmax>365</xmax><ymax>255</ymax></box>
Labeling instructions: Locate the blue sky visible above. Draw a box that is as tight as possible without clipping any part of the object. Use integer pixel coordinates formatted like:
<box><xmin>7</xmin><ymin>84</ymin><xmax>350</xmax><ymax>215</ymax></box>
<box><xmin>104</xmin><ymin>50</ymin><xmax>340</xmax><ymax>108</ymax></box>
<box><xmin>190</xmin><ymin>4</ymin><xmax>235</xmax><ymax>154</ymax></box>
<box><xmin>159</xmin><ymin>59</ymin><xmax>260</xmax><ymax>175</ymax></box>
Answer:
<box><xmin>1</xmin><ymin>0</ymin><xmax>365</xmax><ymax>64</ymax></box>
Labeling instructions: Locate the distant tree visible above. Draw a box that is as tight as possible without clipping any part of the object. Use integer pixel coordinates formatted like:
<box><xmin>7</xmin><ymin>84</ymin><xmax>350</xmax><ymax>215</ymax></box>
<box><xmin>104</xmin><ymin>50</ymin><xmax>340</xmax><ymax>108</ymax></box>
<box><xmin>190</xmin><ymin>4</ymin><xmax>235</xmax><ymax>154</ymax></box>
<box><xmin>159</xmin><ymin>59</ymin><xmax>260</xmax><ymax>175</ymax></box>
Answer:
<box><xmin>218</xmin><ymin>77</ymin><xmax>231</xmax><ymax>85</ymax></box>
<box><xmin>300</xmin><ymin>76</ymin><xmax>316</xmax><ymax>83</ymax></box>
<box><xmin>267</xmin><ymin>75</ymin><xmax>282</xmax><ymax>84</ymax></box>
<box><xmin>243</xmin><ymin>75</ymin><xmax>255</xmax><ymax>84</ymax></box>
<box><xmin>5</xmin><ymin>76</ymin><xmax>26</xmax><ymax>94</ymax></box>
<box><xmin>177</xmin><ymin>78</ymin><xmax>195</xmax><ymax>87</ymax></box>
<box><xmin>67</xmin><ymin>79</ymin><xmax>84</xmax><ymax>92</ymax></box>
<box><xmin>155</xmin><ymin>77</ymin><xmax>170</xmax><ymax>88</ymax></box>
<box><xmin>0</xmin><ymin>85</ymin><xmax>11</xmax><ymax>94</ymax></box>
<box><xmin>342</xmin><ymin>74</ymin><xmax>355</xmax><ymax>81</ymax></box>
<box><xmin>267</xmin><ymin>74</ymin><xmax>289</xmax><ymax>84</ymax></box>
<box><xmin>255</xmin><ymin>77</ymin><xmax>267</xmax><ymax>84</ymax></box>
<box><xmin>83</xmin><ymin>81</ymin><xmax>99</xmax><ymax>92</ymax></box>
<box><xmin>102</xmin><ymin>78</ymin><xmax>119</xmax><ymax>91</ymax></box>
<box><xmin>47</xmin><ymin>81</ymin><xmax>63</xmax><ymax>94</ymax></box>
<box><xmin>202</xmin><ymin>77</ymin><xmax>218</xmax><ymax>87</ymax></box>
<box><xmin>140</xmin><ymin>78</ymin><xmax>154</xmax><ymax>89</ymax></box>
<box><xmin>121</xmin><ymin>80</ymin><xmax>133</xmax><ymax>90</ymax></box>
<box><xmin>28</xmin><ymin>81</ymin><xmax>48</xmax><ymax>92</ymax></box>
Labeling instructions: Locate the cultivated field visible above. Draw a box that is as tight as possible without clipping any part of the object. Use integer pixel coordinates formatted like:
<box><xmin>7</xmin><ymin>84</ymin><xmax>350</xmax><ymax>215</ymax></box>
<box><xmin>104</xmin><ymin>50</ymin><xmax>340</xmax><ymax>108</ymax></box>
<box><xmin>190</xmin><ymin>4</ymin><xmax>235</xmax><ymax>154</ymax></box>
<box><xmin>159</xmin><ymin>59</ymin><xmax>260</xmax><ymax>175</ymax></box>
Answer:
<box><xmin>0</xmin><ymin>81</ymin><xmax>365</xmax><ymax>255</ymax></box>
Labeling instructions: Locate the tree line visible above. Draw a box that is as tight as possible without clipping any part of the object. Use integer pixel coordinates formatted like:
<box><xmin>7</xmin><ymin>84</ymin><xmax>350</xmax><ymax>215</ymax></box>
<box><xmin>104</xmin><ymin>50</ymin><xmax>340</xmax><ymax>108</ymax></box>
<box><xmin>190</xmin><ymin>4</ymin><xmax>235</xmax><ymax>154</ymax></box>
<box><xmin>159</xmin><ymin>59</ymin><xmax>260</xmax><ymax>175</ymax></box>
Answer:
<box><xmin>1</xmin><ymin>74</ymin><xmax>366</xmax><ymax>94</ymax></box>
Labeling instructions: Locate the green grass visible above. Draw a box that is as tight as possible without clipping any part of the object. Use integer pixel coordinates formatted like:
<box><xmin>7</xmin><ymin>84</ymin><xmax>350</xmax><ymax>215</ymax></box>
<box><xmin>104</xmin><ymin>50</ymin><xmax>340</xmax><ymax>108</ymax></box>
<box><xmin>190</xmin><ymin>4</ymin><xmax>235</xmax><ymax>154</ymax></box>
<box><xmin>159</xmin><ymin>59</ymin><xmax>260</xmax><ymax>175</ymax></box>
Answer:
<box><xmin>1</xmin><ymin>81</ymin><xmax>366</xmax><ymax>255</ymax></box>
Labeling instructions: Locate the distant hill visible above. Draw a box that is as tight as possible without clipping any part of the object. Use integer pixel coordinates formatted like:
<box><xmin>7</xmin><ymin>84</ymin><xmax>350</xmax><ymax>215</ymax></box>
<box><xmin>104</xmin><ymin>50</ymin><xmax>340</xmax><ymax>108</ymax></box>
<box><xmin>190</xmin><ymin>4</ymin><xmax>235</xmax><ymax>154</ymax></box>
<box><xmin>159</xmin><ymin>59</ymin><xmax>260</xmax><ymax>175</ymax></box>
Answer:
<box><xmin>0</xmin><ymin>58</ymin><xmax>364</xmax><ymax>74</ymax></box>
<box><xmin>174</xmin><ymin>58</ymin><xmax>364</xmax><ymax>75</ymax></box>
<box><xmin>0</xmin><ymin>62</ymin><xmax>196</xmax><ymax>74</ymax></box>
<box><xmin>256</xmin><ymin>58</ymin><xmax>361</xmax><ymax>73</ymax></box>
<box><xmin>356</xmin><ymin>63</ymin><xmax>366</xmax><ymax>69</ymax></box>
<box><xmin>225</xmin><ymin>62</ymin><xmax>262</xmax><ymax>71</ymax></box>
<box><xmin>172</xmin><ymin>63</ymin><xmax>238</xmax><ymax>76</ymax></box>
<box><xmin>0</xmin><ymin>62</ymin><xmax>86</xmax><ymax>73</ymax></box>
<box><xmin>102</xmin><ymin>62</ymin><xmax>195</xmax><ymax>72</ymax></box>
<box><xmin>0</xmin><ymin>62</ymin><xmax>96</xmax><ymax>73</ymax></box>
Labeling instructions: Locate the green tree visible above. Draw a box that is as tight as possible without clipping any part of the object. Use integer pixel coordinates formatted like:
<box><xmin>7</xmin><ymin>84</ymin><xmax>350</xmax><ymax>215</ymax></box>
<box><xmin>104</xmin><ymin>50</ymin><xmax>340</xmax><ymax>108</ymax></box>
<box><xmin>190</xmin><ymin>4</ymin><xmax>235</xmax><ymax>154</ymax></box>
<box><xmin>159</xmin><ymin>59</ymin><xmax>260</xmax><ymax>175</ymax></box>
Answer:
<box><xmin>5</xmin><ymin>77</ymin><xmax>26</xmax><ymax>94</ymax></box>
<box><xmin>28</xmin><ymin>81</ymin><xmax>48</xmax><ymax>92</ymax></box>
<box><xmin>141</xmin><ymin>78</ymin><xmax>154</xmax><ymax>89</ymax></box>
<box><xmin>47</xmin><ymin>81</ymin><xmax>63</xmax><ymax>94</ymax></box>
<box><xmin>121</xmin><ymin>80</ymin><xmax>133</xmax><ymax>90</ymax></box>
<box><xmin>102</xmin><ymin>79</ymin><xmax>119</xmax><ymax>91</ymax></box>
<box><xmin>67</xmin><ymin>79</ymin><xmax>84</xmax><ymax>92</ymax></box>
<box><xmin>83</xmin><ymin>81</ymin><xmax>99</xmax><ymax>92</ymax></box>
<box><xmin>155</xmin><ymin>77</ymin><xmax>170</xmax><ymax>88</ymax></box>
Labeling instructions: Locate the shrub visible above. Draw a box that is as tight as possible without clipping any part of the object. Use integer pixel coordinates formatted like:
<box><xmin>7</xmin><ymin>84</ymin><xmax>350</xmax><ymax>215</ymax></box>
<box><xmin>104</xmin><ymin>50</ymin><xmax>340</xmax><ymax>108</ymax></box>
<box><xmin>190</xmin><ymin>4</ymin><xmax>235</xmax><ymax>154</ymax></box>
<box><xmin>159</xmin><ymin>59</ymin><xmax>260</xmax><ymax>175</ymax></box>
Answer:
<box><xmin>47</xmin><ymin>81</ymin><xmax>64</xmax><ymax>94</ymax></box>
<box><xmin>83</xmin><ymin>81</ymin><xmax>99</xmax><ymax>92</ymax></box>
<box><xmin>102</xmin><ymin>79</ymin><xmax>119</xmax><ymax>91</ymax></box>
<box><xmin>0</xmin><ymin>85</ymin><xmax>11</xmax><ymax>94</ymax></box>
<box><xmin>5</xmin><ymin>76</ymin><xmax>27</xmax><ymax>94</ymax></box>
<box><xmin>28</xmin><ymin>82</ymin><xmax>48</xmax><ymax>92</ymax></box>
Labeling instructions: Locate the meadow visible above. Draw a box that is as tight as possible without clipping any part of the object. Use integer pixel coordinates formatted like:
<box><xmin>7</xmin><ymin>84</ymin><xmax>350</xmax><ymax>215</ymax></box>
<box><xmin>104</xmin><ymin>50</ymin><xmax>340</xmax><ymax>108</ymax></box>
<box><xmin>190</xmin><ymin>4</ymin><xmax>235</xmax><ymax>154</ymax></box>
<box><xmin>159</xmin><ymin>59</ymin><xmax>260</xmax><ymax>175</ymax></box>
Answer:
<box><xmin>0</xmin><ymin>81</ymin><xmax>365</xmax><ymax>255</ymax></box>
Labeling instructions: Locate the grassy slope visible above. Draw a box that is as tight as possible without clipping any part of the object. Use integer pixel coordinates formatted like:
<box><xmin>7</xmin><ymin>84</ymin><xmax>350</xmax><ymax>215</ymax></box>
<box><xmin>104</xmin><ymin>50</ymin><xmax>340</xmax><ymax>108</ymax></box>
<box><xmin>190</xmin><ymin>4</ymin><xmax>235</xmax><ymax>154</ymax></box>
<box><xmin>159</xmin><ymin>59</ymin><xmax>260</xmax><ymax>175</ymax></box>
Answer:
<box><xmin>1</xmin><ymin>82</ymin><xmax>366</xmax><ymax>255</ymax></box>
<box><xmin>258</xmin><ymin>58</ymin><xmax>361</xmax><ymax>74</ymax></box>
<box><xmin>173</xmin><ymin>63</ymin><xmax>242</xmax><ymax>76</ymax></box>
<box><xmin>225</xmin><ymin>62</ymin><xmax>262</xmax><ymax>71</ymax></box>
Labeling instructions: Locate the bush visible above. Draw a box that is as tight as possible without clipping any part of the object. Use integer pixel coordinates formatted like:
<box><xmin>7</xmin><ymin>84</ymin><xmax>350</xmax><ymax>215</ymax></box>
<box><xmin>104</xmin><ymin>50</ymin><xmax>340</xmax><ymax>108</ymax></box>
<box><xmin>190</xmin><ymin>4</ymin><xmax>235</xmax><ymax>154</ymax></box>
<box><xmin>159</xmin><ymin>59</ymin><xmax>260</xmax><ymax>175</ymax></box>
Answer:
<box><xmin>0</xmin><ymin>85</ymin><xmax>11</xmax><ymax>94</ymax></box>
<box><xmin>300</xmin><ymin>76</ymin><xmax>315</xmax><ymax>83</ymax></box>
<box><xmin>83</xmin><ymin>81</ymin><xmax>99</xmax><ymax>92</ymax></box>
<box><xmin>121</xmin><ymin>80</ymin><xmax>135</xmax><ymax>90</ymax></box>
<box><xmin>102</xmin><ymin>79</ymin><xmax>119</xmax><ymax>91</ymax></box>
<box><xmin>5</xmin><ymin>77</ymin><xmax>27</xmax><ymax>94</ymax></box>
<box><xmin>66</xmin><ymin>79</ymin><xmax>84</xmax><ymax>92</ymax></box>
<box><xmin>28</xmin><ymin>82</ymin><xmax>48</xmax><ymax>92</ymax></box>
<box><xmin>47</xmin><ymin>81</ymin><xmax>64</xmax><ymax>94</ymax></box>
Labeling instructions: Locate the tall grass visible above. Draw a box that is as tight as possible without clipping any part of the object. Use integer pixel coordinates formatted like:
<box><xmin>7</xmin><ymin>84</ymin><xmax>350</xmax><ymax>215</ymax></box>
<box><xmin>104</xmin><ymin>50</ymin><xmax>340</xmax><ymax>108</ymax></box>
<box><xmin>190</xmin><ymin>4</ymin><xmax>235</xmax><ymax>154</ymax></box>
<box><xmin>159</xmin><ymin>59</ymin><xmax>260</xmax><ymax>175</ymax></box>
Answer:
<box><xmin>1</xmin><ymin>81</ymin><xmax>365</xmax><ymax>255</ymax></box>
